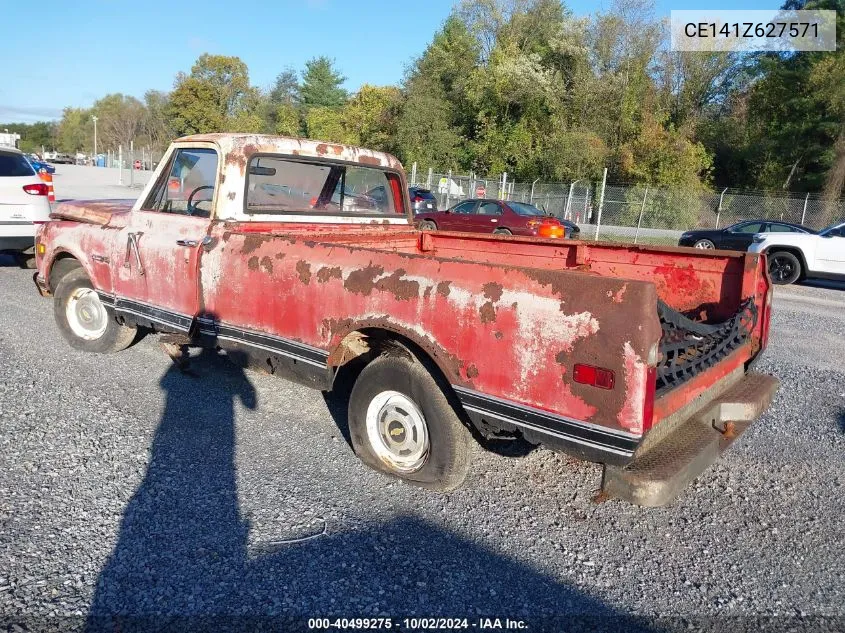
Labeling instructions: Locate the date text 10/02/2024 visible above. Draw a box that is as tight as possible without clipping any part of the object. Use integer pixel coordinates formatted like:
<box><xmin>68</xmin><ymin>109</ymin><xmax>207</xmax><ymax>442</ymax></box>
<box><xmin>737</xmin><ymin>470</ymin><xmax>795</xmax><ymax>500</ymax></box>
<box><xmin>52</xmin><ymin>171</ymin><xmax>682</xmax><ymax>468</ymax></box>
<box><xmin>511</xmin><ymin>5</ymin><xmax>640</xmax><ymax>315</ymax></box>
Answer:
<box><xmin>307</xmin><ymin>618</ymin><xmax>529</xmax><ymax>630</ymax></box>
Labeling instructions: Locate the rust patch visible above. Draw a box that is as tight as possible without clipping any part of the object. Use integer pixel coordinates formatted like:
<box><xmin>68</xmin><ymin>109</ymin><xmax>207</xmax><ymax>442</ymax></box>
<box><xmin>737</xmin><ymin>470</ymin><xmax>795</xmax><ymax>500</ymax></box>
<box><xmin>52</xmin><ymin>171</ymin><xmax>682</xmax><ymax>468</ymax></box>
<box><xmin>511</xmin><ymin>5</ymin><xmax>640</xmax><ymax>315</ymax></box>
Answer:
<box><xmin>247</xmin><ymin>256</ymin><xmax>259</xmax><ymax>271</ymax></box>
<box><xmin>260</xmin><ymin>256</ymin><xmax>273</xmax><ymax>274</ymax></box>
<box><xmin>436</xmin><ymin>281</ymin><xmax>451</xmax><ymax>298</ymax></box>
<box><xmin>315</xmin><ymin>143</ymin><xmax>343</xmax><ymax>156</ymax></box>
<box><xmin>242</xmin><ymin>234</ymin><xmax>271</xmax><ymax>255</ymax></box>
<box><xmin>479</xmin><ymin>302</ymin><xmax>496</xmax><ymax>324</ymax></box>
<box><xmin>555</xmin><ymin>350</ymin><xmax>567</xmax><ymax>364</ymax></box>
<box><xmin>358</xmin><ymin>155</ymin><xmax>381</xmax><ymax>166</ymax></box>
<box><xmin>423</xmin><ymin>286</ymin><xmax>432</xmax><ymax>300</ymax></box>
<box><xmin>227</xmin><ymin>191</ymin><xmax>236</xmax><ymax>201</ymax></box>
<box><xmin>344</xmin><ymin>264</ymin><xmax>385</xmax><ymax>296</ymax></box>
<box><xmin>523</xmin><ymin>269</ymin><xmax>569</xmax><ymax>299</ymax></box>
<box><xmin>494</xmin><ymin>331</ymin><xmax>504</xmax><ymax>340</ymax></box>
<box><xmin>316</xmin><ymin>266</ymin><xmax>343</xmax><ymax>283</ymax></box>
<box><xmin>467</xmin><ymin>364</ymin><xmax>479</xmax><ymax>379</ymax></box>
<box><xmin>275</xmin><ymin>252</ymin><xmax>286</xmax><ymax>260</ymax></box>
<box><xmin>375</xmin><ymin>269</ymin><xmax>419</xmax><ymax>301</ymax></box>
<box><xmin>295</xmin><ymin>260</ymin><xmax>312</xmax><ymax>284</ymax></box>
<box><xmin>482</xmin><ymin>281</ymin><xmax>503</xmax><ymax>302</ymax></box>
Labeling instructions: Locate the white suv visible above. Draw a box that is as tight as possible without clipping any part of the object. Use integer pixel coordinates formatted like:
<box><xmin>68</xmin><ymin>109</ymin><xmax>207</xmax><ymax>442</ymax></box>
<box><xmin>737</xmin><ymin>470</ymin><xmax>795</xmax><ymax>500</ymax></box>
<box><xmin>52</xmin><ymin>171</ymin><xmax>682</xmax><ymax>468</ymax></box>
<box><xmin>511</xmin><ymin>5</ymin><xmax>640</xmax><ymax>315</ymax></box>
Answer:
<box><xmin>0</xmin><ymin>147</ymin><xmax>52</xmax><ymax>268</ymax></box>
<box><xmin>749</xmin><ymin>221</ymin><xmax>845</xmax><ymax>285</ymax></box>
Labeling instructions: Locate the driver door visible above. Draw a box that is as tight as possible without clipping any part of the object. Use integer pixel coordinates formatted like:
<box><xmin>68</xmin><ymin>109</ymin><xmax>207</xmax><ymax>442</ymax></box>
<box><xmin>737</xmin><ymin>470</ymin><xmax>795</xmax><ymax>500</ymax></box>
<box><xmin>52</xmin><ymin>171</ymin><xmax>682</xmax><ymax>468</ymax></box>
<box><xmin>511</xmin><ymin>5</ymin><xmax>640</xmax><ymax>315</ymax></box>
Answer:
<box><xmin>111</xmin><ymin>147</ymin><xmax>217</xmax><ymax>332</ymax></box>
<box><xmin>816</xmin><ymin>227</ymin><xmax>845</xmax><ymax>274</ymax></box>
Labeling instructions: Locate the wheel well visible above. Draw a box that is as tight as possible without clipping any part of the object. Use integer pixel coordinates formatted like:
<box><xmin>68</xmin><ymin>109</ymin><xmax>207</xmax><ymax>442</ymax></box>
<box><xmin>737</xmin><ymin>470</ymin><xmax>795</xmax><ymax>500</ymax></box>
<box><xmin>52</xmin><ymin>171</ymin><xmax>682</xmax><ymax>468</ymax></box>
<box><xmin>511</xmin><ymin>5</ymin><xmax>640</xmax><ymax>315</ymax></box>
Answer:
<box><xmin>48</xmin><ymin>253</ymin><xmax>83</xmax><ymax>293</ymax></box>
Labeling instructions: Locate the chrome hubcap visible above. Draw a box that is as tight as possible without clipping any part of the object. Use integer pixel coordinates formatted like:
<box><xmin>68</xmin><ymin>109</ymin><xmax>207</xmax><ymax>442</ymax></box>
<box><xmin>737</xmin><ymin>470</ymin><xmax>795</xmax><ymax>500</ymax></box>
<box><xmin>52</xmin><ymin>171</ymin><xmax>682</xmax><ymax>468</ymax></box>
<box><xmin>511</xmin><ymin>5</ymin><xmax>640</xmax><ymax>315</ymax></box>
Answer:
<box><xmin>66</xmin><ymin>287</ymin><xmax>107</xmax><ymax>340</ymax></box>
<box><xmin>694</xmin><ymin>241</ymin><xmax>714</xmax><ymax>249</ymax></box>
<box><xmin>365</xmin><ymin>390</ymin><xmax>429</xmax><ymax>473</ymax></box>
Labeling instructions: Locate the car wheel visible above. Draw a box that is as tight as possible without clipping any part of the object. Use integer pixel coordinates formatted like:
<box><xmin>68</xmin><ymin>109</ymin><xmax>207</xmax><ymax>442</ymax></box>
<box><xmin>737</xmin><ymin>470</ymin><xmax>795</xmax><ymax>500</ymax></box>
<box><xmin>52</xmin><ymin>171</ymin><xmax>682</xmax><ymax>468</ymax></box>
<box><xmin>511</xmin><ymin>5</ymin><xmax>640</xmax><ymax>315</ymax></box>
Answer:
<box><xmin>767</xmin><ymin>251</ymin><xmax>802</xmax><ymax>285</ymax></box>
<box><xmin>693</xmin><ymin>239</ymin><xmax>716</xmax><ymax>249</ymax></box>
<box><xmin>53</xmin><ymin>268</ymin><xmax>137</xmax><ymax>353</ymax></box>
<box><xmin>419</xmin><ymin>220</ymin><xmax>437</xmax><ymax>231</ymax></box>
<box><xmin>348</xmin><ymin>353</ymin><xmax>473</xmax><ymax>492</ymax></box>
<box><xmin>493</xmin><ymin>228</ymin><xmax>512</xmax><ymax>236</ymax></box>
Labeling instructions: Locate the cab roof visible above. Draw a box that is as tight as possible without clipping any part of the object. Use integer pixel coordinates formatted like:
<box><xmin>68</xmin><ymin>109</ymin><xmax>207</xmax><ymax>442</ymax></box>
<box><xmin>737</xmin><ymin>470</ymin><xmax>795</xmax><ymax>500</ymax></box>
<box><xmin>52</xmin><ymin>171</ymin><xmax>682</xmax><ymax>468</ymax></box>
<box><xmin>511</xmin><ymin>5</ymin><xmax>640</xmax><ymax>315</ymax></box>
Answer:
<box><xmin>174</xmin><ymin>133</ymin><xmax>404</xmax><ymax>172</ymax></box>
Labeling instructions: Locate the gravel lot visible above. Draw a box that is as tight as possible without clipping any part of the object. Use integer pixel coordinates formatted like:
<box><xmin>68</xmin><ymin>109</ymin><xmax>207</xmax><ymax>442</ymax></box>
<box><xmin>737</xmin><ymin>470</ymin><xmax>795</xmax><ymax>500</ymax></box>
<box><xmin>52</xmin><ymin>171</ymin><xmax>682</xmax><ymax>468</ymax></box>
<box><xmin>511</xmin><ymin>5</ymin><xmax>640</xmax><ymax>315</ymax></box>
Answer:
<box><xmin>1</xmin><ymin>177</ymin><xmax>845</xmax><ymax>631</ymax></box>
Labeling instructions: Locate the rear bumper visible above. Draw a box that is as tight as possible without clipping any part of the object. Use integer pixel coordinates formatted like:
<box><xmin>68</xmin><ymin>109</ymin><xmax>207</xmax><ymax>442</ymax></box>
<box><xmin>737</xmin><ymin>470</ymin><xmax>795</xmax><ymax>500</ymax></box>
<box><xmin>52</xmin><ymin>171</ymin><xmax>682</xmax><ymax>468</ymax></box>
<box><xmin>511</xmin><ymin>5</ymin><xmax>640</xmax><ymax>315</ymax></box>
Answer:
<box><xmin>602</xmin><ymin>371</ymin><xmax>779</xmax><ymax>507</ymax></box>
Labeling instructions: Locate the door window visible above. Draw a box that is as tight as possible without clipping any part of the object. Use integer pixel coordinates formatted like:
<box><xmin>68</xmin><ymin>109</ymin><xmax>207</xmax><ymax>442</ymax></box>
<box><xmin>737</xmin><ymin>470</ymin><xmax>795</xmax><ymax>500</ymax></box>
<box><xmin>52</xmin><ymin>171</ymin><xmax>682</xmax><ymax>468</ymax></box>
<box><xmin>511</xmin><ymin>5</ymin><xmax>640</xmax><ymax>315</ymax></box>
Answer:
<box><xmin>733</xmin><ymin>222</ymin><xmax>764</xmax><ymax>233</ymax></box>
<box><xmin>477</xmin><ymin>202</ymin><xmax>503</xmax><ymax>216</ymax></box>
<box><xmin>451</xmin><ymin>201</ymin><xmax>477</xmax><ymax>215</ymax></box>
<box><xmin>143</xmin><ymin>148</ymin><xmax>218</xmax><ymax>217</ymax></box>
<box><xmin>767</xmin><ymin>223</ymin><xmax>801</xmax><ymax>233</ymax></box>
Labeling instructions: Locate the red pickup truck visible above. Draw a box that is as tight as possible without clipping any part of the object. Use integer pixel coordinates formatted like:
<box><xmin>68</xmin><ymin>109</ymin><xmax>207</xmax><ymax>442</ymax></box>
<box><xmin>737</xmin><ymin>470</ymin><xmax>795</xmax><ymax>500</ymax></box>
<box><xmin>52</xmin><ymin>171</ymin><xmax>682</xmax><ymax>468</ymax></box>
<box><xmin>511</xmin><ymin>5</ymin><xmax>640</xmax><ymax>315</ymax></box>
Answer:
<box><xmin>33</xmin><ymin>134</ymin><xmax>778</xmax><ymax>506</ymax></box>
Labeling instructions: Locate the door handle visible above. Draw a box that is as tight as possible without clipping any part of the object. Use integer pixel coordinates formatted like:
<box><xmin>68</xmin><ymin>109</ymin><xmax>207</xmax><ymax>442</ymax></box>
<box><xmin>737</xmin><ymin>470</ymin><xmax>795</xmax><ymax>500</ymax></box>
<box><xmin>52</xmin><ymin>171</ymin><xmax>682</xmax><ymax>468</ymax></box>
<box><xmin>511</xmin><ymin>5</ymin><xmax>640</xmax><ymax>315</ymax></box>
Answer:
<box><xmin>176</xmin><ymin>239</ymin><xmax>199</xmax><ymax>247</ymax></box>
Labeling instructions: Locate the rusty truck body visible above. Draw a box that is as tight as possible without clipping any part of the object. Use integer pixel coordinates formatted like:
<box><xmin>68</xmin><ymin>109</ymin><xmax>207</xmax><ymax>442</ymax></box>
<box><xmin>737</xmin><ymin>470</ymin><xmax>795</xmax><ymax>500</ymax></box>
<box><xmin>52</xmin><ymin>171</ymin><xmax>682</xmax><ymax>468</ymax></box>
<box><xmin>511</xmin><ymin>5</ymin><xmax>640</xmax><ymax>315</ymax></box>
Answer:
<box><xmin>33</xmin><ymin>134</ymin><xmax>778</xmax><ymax>506</ymax></box>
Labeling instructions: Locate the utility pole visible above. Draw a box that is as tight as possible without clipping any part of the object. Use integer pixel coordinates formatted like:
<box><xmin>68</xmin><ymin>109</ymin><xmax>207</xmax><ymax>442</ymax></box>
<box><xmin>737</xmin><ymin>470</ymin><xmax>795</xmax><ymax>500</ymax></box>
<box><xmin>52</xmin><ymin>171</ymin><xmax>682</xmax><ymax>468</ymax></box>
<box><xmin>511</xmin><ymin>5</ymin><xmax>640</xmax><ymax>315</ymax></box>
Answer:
<box><xmin>91</xmin><ymin>116</ymin><xmax>98</xmax><ymax>164</ymax></box>
<box><xmin>595</xmin><ymin>168</ymin><xmax>607</xmax><ymax>241</ymax></box>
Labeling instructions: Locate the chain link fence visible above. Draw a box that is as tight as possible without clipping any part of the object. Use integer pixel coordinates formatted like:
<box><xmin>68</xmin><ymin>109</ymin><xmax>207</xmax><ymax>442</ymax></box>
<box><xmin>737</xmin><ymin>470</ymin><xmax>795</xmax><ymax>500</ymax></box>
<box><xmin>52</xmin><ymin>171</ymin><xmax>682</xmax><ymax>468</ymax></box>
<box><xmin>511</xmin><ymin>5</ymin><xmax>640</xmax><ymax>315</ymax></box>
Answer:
<box><xmin>409</xmin><ymin>163</ymin><xmax>845</xmax><ymax>244</ymax></box>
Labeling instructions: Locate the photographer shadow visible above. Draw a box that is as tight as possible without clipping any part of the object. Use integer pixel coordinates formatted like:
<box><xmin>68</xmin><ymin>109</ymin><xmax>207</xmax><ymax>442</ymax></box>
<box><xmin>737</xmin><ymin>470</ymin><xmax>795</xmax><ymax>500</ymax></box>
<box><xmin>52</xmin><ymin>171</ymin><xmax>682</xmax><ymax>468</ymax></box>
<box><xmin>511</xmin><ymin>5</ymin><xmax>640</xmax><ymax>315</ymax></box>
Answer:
<box><xmin>86</xmin><ymin>347</ymin><xmax>654</xmax><ymax>632</ymax></box>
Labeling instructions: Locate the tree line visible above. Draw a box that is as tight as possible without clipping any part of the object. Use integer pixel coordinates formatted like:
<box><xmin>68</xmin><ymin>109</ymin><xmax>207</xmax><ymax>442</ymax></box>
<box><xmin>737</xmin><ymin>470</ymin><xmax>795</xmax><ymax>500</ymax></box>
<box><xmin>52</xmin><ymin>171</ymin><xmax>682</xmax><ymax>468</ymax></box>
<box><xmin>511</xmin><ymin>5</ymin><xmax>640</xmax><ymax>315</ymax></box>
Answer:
<box><xmin>4</xmin><ymin>0</ymin><xmax>843</xmax><ymax>199</ymax></box>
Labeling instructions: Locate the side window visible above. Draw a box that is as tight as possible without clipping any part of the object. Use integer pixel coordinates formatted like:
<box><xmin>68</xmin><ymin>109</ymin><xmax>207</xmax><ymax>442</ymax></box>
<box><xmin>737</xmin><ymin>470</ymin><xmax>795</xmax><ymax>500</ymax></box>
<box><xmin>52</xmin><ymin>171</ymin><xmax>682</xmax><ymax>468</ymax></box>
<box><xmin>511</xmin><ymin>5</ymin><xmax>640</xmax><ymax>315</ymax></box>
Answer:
<box><xmin>452</xmin><ymin>201</ymin><xmax>477</xmax><ymax>215</ymax></box>
<box><xmin>143</xmin><ymin>148</ymin><xmax>218</xmax><ymax>217</ymax></box>
<box><xmin>245</xmin><ymin>155</ymin><xmax>401</xmax><ymax>215</ymax></box>
<box><xmin>478</xmin><ymin>202</ymin><xmax>502</xmax><ymax>216</ymax></box>
<box><xmin>767</xmin><ymin>223</ymin><xmax>797</xmax><ymax>233</ymax></box>
<box><xmin>735</xmin><ymin>222</ymin><xmax>764</xmax><ymax>233</ymax></box>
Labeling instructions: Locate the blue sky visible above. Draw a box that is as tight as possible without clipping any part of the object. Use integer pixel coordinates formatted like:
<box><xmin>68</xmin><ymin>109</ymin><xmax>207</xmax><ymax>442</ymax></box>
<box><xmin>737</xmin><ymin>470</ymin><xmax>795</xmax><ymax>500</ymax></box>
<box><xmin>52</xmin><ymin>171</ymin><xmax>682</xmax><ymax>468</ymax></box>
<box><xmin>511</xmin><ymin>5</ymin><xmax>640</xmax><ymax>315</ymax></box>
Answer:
<box><xmin>1</xmin><ymin>0</ymin><xmax>780</xmax><ymax>123</ymax></box>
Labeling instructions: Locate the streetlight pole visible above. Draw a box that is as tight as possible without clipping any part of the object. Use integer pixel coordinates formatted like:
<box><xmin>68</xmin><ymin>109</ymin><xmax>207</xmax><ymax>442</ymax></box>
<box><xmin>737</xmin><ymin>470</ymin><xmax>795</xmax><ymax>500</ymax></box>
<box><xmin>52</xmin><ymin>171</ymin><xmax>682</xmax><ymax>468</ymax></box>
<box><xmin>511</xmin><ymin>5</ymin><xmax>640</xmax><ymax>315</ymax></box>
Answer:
<box><xmin>91</xmin><ymin>116</ymin><xmax>98</xmax><ymax>165</ymax></box>
<box><xmin>565</xmin><ymin>179</ymin><xmax>582</xmax><ymax>220</ymax></box>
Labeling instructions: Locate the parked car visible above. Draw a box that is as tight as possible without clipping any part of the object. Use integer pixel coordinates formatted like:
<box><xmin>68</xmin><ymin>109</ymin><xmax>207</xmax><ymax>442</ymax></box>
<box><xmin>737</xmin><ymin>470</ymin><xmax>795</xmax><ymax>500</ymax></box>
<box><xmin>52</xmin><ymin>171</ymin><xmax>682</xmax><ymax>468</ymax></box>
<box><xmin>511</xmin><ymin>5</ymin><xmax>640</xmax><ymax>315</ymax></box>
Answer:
<box><xmin>409</xmin><ymin>186</ymin><xmax>438</xmax><ymax>213</ymax></box>
<box><xmin>33</xmin><ymin>133</ymin><xmax>777</xmax><ymax>506</ymax></box>
<box><xmin>26</xmin><ymin>155</ymin><xmax>55</xmax><ymax>175</ymax></box>
<box><xmin>749</xmin><ymin>220</ymin><xmax>845</xmax><ymax>284</ymax></box>
<box><xmin>678</xmin><ymin>220</ymin><xmax>815</xmax><ymax>251</ymax></box>
<box><xmin>0</xmin><ymin>147</ymin><xmax>52</xmax><ymax>268</ymax></box>
<box><xmin>48</xmin><ymin>153</ymin><xmax>74</xmax><ymax>165</ymax></box>
<box><xmin>416</xmin><ymin>199</ymin><xmax>572</xmax><ymax>239</ymax></box>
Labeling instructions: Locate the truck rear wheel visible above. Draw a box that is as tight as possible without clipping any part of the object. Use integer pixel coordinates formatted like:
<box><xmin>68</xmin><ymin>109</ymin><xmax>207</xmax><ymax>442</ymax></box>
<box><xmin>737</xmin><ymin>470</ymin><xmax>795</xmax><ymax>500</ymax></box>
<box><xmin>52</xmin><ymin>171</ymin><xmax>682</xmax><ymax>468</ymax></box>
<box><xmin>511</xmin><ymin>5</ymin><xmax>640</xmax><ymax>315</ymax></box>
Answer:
<box><xmin>348</xmin><ymin>354</ymin><xmax>472</xmax><ymax>491</ymax></box>
<box><xmin>53</xmin><ymin>268</ymin><xmax>136</xmax><ymax>353</ymax></box>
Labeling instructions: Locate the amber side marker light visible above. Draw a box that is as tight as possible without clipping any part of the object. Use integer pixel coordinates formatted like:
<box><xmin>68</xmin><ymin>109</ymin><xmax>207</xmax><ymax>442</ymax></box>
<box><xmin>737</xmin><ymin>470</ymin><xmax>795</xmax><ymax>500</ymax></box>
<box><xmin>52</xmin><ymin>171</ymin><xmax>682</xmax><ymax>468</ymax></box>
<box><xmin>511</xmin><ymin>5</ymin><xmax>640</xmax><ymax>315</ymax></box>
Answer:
<box><xmin>573</xmin><ymin>363</ymin><xmax>615</xmax><ymax>389</ymax></box>
<box><xmin>36</xmin><ymin>243</ymin><xmax>46</xmax><ymax>255</ymax></box>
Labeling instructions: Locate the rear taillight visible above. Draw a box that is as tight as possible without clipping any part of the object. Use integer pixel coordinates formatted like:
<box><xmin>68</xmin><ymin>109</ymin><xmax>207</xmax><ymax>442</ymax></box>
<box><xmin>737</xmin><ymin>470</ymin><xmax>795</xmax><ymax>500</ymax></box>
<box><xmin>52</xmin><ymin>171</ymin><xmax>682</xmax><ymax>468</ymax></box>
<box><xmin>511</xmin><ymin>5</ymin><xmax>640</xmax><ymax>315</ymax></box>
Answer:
<box><xmin>573</xmin><ymin>363</ymin><xmax>615</xmax><ymax>389</ymax></box>
<box><xmin>23</xmin><ymin>183</ymin><xmax>48</xmax><ymax>196</ymax></box>
<box><xmin>538</xmin><ymin>223</ymin><xmax>564</xmax><ymax>238</ymax></box>
<box><xmin>413</xmin><ymin>195</ymin><xmax>424</xmax><ymax>202</ymax></box>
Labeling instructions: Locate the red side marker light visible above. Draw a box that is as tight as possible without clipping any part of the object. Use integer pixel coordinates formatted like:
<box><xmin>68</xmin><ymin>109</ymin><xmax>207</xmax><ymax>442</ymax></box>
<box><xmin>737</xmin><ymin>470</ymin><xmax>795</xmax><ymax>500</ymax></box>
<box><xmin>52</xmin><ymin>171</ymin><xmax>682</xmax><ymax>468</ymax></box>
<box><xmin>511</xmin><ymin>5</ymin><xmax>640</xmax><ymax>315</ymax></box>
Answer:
<box><xmin>573</xmin><ymin>363</ymin><xmax>615</xmax><ymax>390</ymax></box>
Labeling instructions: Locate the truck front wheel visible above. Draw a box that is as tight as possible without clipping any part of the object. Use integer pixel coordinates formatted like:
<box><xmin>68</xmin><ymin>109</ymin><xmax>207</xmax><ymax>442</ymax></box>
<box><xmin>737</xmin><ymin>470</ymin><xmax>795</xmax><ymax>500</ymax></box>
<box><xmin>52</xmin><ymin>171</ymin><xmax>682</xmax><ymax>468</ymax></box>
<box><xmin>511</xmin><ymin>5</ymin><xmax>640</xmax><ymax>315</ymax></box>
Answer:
<box><xmin>348</xmin><ymin>354</ymin><xmax>473</xmax><ymax>491</ymax></box>
<box><xmin>53</xmin><ymin>268</ymin><xmax>137</xmax><ymax>353</ymax></box>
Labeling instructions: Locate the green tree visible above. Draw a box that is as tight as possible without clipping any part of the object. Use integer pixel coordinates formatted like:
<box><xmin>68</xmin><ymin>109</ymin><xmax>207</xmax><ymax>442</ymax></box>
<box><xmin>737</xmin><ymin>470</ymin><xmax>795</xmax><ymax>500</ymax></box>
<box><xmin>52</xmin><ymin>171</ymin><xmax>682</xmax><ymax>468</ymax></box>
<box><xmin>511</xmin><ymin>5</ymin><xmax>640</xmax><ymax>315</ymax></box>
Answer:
<box><xmin>91</xmin><ymin>93</ymin><xmax>146</xmax><ymax>151</ymax></box>
<box><xmin>56</xmin><ymin>107</ymin><xmax>93</xmax><ymax>153</ymax></box>
<box><xmin>300</xmin><ymin>57</ymin><xmax>348</xmax><ymax>108</ymax></box>
<box><xmin>167</xmin><ymin>54</ymin><xmax>261</xmax><ymax>135</ymax></box>
<box><xmin>341</xmin><ymin>85</ymin><xmax>402</xmax><ymax>150</ymax></box>
<box><xmin>304</xmin><ymin>107</ymin><xmax>348</xmax><ymax>142</ymax></box>
<box><xmin>142</xmin><ymin>90</ymin><xmax>173</xmax><ymax>150</ymax></box>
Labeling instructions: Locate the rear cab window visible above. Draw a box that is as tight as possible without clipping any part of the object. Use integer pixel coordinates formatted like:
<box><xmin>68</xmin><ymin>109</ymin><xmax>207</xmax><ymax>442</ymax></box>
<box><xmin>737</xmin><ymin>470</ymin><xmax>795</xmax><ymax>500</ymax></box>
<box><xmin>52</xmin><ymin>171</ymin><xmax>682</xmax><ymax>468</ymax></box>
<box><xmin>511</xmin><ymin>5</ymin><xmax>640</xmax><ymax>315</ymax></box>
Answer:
<box><xmin>245</xmin><ymin>155</ymin><xmax>406</xmax><ymax>217</ymax></box>
<box><xmin>0</xmin><ymin>151</ymin><xmax>36</xmax><ymax>177</ymax></box>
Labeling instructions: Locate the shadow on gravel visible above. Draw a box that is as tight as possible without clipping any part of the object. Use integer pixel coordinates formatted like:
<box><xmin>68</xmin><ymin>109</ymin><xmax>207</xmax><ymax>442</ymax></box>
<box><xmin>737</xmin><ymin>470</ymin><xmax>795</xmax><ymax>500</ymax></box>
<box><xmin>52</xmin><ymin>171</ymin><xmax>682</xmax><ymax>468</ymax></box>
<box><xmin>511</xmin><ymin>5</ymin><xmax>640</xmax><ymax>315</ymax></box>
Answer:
<box><xmin>839</xmin><ymin>410</ymin><xmax>845</xmax><ymax>434</ymax></box>
<box><xmin>798</xmin><ymin>279</ymin><xmax>845</xmax><ymax>292</ymax></box>
<box><xmin>85</xmin><ymin>347</ymin><xmax>653</xmax><ymax>633</ymax></box>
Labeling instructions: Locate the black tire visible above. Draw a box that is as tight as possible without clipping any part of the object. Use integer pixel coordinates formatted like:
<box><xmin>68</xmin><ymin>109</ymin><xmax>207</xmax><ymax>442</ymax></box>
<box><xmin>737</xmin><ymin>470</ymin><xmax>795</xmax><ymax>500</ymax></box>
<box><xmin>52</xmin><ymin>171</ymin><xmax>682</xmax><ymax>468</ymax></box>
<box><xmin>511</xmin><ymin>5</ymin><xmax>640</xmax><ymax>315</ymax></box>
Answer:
<box><xmin>767</xmin><ymin>250</ymin><xmax>802</xmax><ymax>285</ymax></box>
<box><xmin>419</xmin><ymin>220</ymin><xmax>437</xmax><ymax>231</ymax></box>
<box><xmin>348</xmin><ymin>353</ymin><xmax>473</xmax><ymax>491</ymax></box>
<box><xmin>493</xmin><ymin>228</ymin><xmax>512</xmax><ymax>236</ymax></box>
<box><xmin>53</xmin><ymin>268</ymin><xmax>137</xmax><ymax>353</ymax></box>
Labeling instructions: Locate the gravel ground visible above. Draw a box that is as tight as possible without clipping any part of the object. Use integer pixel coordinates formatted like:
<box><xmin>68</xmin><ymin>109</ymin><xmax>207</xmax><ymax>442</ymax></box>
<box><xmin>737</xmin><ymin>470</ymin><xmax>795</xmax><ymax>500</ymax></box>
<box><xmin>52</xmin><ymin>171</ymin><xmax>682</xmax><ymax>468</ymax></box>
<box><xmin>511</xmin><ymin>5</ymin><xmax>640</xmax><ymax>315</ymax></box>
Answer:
<box><xmin>1</xmin><ymin>259</ymin><xmax>844</xmax><ymax>632</ymax></box>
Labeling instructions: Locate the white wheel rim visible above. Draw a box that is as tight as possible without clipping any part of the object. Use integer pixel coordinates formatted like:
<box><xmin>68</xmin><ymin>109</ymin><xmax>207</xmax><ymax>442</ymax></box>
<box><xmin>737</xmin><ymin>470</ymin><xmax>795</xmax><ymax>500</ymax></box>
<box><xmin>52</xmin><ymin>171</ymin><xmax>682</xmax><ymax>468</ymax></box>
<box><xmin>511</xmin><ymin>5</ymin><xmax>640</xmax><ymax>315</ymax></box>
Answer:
<box><xmin>695</xmin><ymin>241</ymin><xmax>714</xmax><ymax>249</ymax></box>
<box><xmin>365</xmin><ymin>390</ymin><xmax>429</xmax><ymax>473</ymax></box>
<box><xmin>65</xmin><ymin>287</ymin><xmax>108</xmax><ymax>340</ymax></box>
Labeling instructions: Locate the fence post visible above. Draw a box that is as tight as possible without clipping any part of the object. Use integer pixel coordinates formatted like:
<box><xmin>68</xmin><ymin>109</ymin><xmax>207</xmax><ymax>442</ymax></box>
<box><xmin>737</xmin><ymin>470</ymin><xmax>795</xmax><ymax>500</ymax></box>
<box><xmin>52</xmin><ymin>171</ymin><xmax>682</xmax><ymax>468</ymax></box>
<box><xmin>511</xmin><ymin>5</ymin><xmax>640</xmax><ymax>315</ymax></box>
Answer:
<box><xmin>716</xmin><ymin>187</ymin><xmax>727</xmax><ymax>229</ymax></box>
<box><xmin>801</xmin><ymin>193</ymin><xmax>809</xmax><ymax>225</ymax></box>
<box><xmin>410</xmin><ymin>162</ymin><xmax>417</xmax><ymax>186</ymax></box>
<box><xmin>445</xmin><ymin>169</ymin><xmax>452</xmax><ymax>208</ymax></box>
<box><xmin>595</xmin><ymin>168</ymin><xmax>607</xmax><ymax>241</ymax></box>
<box><xmin>500</xmin><ymin>172</ymin><xmax>507</xmax><ymax>199</ymax></box>
<box><xmin>426</xmin><ymin>168</ymin><xmax>433</xmax><ymax>190</ymax></box>
<box><xmin>118</xmin><ymin>145</ymin><xmax>123</xmax><ymax>185</ymax></box>
<box><xmin>530</xmin><ymin>178</ymin><xmax>539</xmax><ymax>204</ymax></box>
<box><xmin>634</xmin><ymin>186</ymin><xmax>648</xmax><ymax>244</ymax></box>
<box><xmin>129</xmin><ymin>141</ymin><xmax>134</xmax><ymax>187</ymax></box>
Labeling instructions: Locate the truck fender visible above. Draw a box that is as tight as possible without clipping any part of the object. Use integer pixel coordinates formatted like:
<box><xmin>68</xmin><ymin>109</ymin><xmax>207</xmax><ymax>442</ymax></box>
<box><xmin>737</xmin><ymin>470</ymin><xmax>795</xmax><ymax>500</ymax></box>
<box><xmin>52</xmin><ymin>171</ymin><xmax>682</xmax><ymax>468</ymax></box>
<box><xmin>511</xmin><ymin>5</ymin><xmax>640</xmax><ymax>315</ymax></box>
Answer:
<box><xmin>45</xmin><ymin>249</ymin><xmax>92</xmax><ymax>293</ymax></box>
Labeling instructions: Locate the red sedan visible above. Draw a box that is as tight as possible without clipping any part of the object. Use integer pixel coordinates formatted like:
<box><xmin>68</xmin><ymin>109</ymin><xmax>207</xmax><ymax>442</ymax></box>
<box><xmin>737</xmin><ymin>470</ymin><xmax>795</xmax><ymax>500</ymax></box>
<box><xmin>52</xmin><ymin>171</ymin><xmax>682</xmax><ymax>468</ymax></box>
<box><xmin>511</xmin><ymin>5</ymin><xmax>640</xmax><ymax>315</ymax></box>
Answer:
<box><xmin>416</xmin><ymin>199</ymin><xmax>571</xmax><ymax>239</ymax></box>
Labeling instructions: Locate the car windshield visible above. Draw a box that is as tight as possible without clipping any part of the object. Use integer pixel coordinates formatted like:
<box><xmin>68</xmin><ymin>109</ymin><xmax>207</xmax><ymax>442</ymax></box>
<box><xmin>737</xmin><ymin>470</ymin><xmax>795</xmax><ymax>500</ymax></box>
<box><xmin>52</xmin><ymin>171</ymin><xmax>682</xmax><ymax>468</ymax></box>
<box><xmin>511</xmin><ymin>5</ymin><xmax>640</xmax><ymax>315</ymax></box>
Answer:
<box><xmin>508</xmin><ymin>202</ymin><xmax>546</xmax><ymax>216</ymax></box>
<box><xmin>819</xmin><ymin>222</ymin><xmax>845</xmax><ymax>236</ymax></box>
